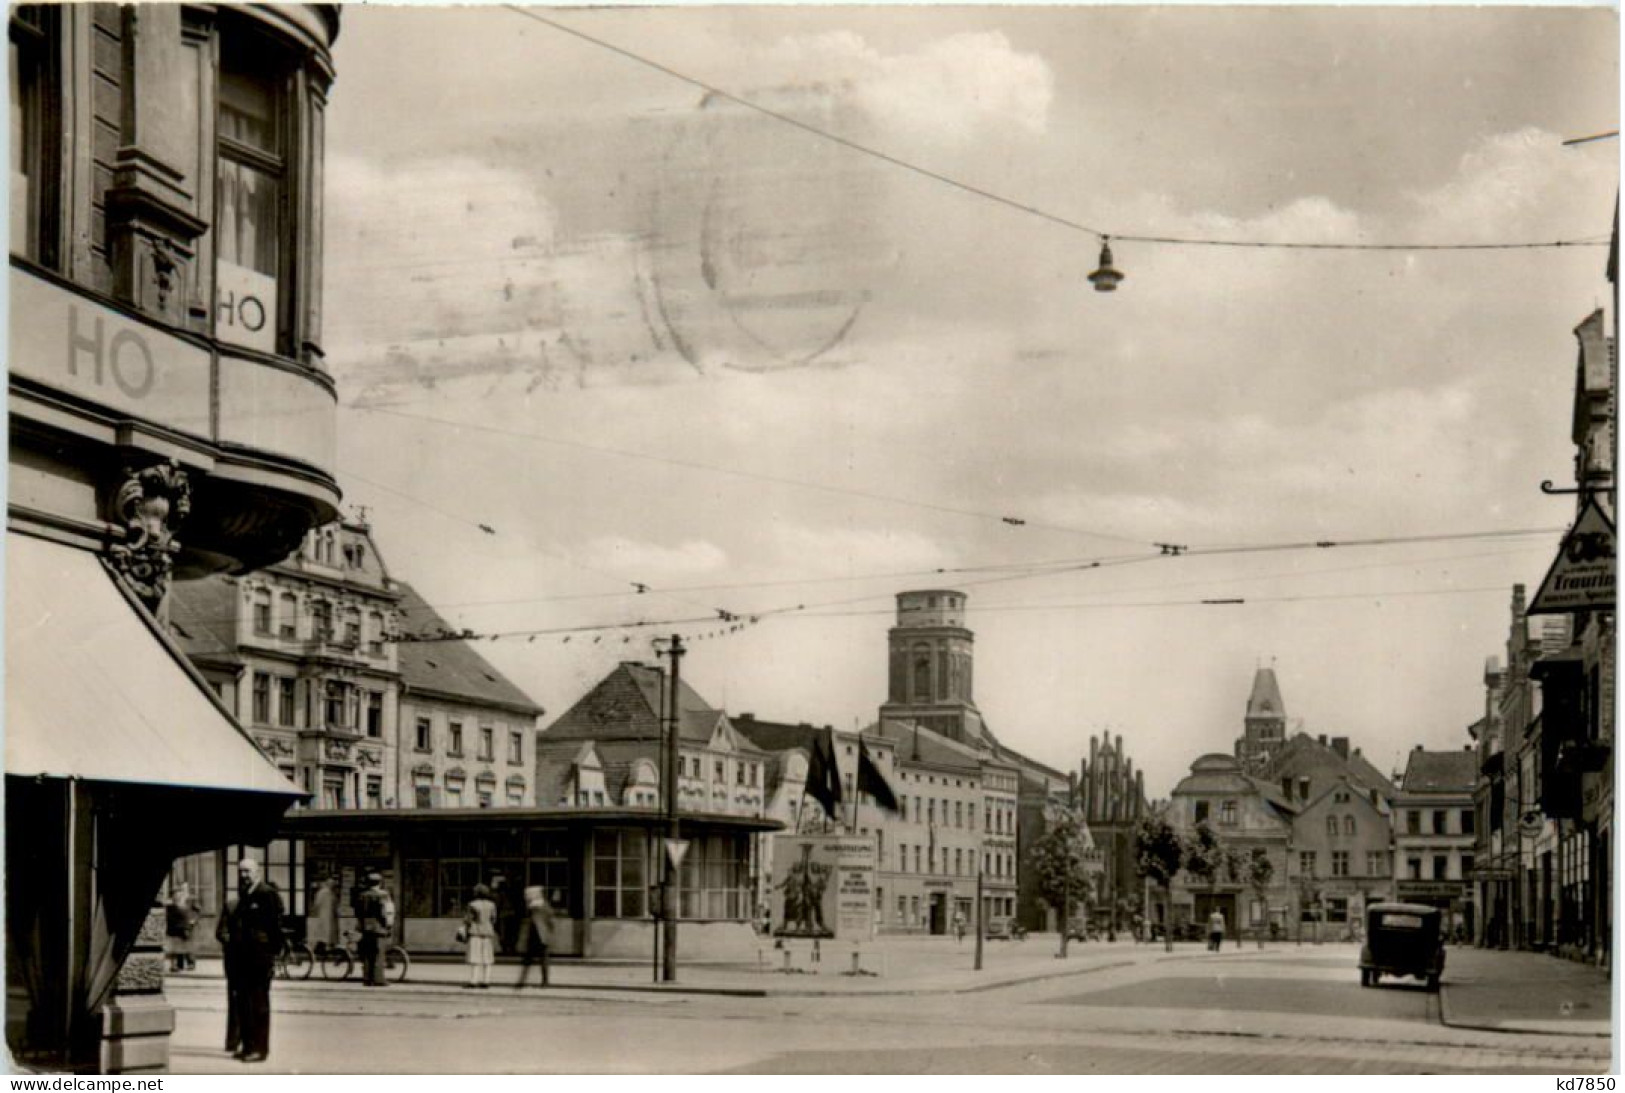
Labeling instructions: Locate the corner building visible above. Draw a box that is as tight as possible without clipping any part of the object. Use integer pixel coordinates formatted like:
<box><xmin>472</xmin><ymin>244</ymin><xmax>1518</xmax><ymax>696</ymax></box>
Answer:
<box><xmin>7</xmin><ymin>4</ymin><xmax>341</xmax><ymax>1070</ymax></box>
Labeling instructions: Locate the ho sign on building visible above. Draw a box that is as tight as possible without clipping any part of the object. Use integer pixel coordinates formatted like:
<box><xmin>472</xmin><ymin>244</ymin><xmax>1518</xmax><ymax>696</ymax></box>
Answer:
<box><xmin>1529</xmin><ymin>498</ymin><xmax>1615</xmax><ymax>616</ymax></box>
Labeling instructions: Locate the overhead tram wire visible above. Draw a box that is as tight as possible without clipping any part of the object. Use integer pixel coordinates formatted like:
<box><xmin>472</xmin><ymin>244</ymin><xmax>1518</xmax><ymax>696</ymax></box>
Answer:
<box><xmin>501</xmin><ymin>5</ymin><xmax>1610</xmax><ymax>256</ymax></box>
<box><xmin>346</xmin><ymin>402</ymin><xmax>1154</xmax><ymax>547</ymax></box>
<box><xmin>384</xmin><ymin>526</ymin><xmax>1557</xmax><ymax>644</ymax></box>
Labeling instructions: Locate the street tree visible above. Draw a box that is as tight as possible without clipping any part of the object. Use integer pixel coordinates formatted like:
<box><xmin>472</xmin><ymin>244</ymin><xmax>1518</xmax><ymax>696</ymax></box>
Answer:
<box><xmin>1030</xmin><ymin>805</ymin><xmax>1095</xmax><ymax>958</ymax></box>
<box><xmin>1243</xmin><ymin>848</ymin><xmax>1274</xmax><ymax>948</ymax></box>
<box><xmin>1183</xmin><ymin>823</ymin><xmax>1247</xmax><ymax>946</ymax></box>
<box><xmin>1133</xmin><ymin>816</ymin><xmax>1184</xmax><ymax>951</ymax></box>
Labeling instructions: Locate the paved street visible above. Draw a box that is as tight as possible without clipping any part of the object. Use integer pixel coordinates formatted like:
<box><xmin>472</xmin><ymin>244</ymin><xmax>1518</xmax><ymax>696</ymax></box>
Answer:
<box><xmin>163</xmin><ymin>939</ymin><xmax>1611</xmax><ymax>1074</ymax></box>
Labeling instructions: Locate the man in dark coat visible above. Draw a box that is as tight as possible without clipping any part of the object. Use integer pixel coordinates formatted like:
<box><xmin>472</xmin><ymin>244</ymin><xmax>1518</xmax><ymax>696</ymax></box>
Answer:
<box><xmin>219</xmin><ymin>857</ymin><xmax>284</xmax><ymax>1063</ymax></box>
<box><xmin>355</xmin><ymin>872</ymin><xmax>392</xmax><ymax>987</ymax></box>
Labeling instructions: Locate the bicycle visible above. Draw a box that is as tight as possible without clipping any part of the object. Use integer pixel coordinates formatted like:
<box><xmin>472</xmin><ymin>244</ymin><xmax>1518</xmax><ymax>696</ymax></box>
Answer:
<box><xmin>274</xmin><ymin>931</ymin><xmax>315</xmax><ymax>980</ymax></box>
<box><xmin>319</xmin><ymin>928</ymin><xmax>410</xmax><ymax>983</ymax></box>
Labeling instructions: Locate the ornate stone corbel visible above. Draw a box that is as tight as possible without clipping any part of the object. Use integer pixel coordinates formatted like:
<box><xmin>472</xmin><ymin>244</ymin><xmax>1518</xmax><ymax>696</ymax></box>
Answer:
<box><xmin>106</xmin><ymin>460</ymin><xmax>192</xmax><ymax>612</ymax></box>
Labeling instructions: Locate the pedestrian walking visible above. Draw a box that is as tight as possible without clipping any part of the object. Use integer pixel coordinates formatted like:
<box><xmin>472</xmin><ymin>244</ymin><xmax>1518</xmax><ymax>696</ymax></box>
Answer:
<box><xmin>515</xmin><ymin>887</ymin><xmax>556</xmax><ymax>989</ymax></box>
<box><xmin>462</xmin><ymin>883</ymin><xmax>498</xmax><ymax>989</ymax></box>
<box><xmin>164</xmin><ymin>883</ymin><xmax>197</xmax><ymax>972</ymax></box>
<box><xmin>356</xmin><ymin>872</ymin><xmax>394</xmax><ymax>987</ymax></box>
<box><xmin>1207</xmin><ymin>909</ymin><xmax>1226</xmax><ymax>952</ymax></box>
<box><xmin>307</xmin><ymin>875</ymin><xmax>340</xmax><ymax>957</ymax></box>
<box><xmin>218</xmin><ymin>858</ymin><xmax>283</xmax><ymax>1063</ymax></box>
<box><xmin>953</xmin><ymin>911</ymin><xmax>966</xmax><ymax>944</ymax></box>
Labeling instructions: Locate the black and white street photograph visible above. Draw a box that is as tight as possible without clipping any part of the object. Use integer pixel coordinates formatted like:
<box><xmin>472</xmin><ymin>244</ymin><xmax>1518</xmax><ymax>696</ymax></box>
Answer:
<box><xmin>4</xmin><ymin>1</ymin><xmax>1619</xmax><ymax>1079</ymax></box>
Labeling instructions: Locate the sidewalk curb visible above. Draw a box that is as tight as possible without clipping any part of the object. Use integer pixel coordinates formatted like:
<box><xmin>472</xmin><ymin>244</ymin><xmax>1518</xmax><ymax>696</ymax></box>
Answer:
<box><xmin>1438</xmin><ymin>984</ymin><xmax>1612</xmax><ymax>1039</ymax></box>
<box><xmin>166</xmin><ymin>954</ymin><xmax>1143</xmax><ymax>1000</ymax></box>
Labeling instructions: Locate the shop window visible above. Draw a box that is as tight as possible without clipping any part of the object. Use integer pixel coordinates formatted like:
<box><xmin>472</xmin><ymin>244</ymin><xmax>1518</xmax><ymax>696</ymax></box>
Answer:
<box><xmin>593</xmin><ymin>829</ymin><xmax>648</xmax><ymax>919</ymax></box>
<box><xmin>1325</xmin><ymin>897</ymin><xmax>1349</xmax><ymax>924</ymax></box>
<box><xmin>9</xmin><ymin>6</ymin><xmax>61</xmax><ymax>268</ymax></box>
<box><xmin>678</xmin><ymin>834</ymin><xmax>748</xmax><ymax>920</ymax></box>
<box><xmin>228</xmin><ymin>840</ymin><xmax>304</xmax><ymax>917</ymax></box>
<box><xmin>438</xmin><ymin>857</ymin><xmax>481</xmax><ymax>917</ymax></box>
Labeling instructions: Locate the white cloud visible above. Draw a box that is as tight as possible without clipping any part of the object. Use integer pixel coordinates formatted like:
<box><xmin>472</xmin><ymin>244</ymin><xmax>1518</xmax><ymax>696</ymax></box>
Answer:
<box><xmin>574</xmin><ymin>536</ymin><xmax>729</xmax><ymax>579</ymax></box>
<box><xmin>756</xmin><ymin>30</ymin><xmax>1054</xmax><ymax>140</ymax></box>
<box><xmin>768</xmin><ymin>522</ymin><xmax>956</xmax><ymax>578</ymax></box>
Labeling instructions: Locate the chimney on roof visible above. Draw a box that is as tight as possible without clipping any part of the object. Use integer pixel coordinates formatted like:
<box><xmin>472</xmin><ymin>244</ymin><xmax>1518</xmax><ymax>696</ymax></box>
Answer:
<box><xmin>1331</xmin><ymin>737</ymin><xmax>1349</xmax><ymax>760</ymax></box>
<box><xmin>738</xmin><ymin>713</ymin><xmax>755</xmax><ymax>722</ymax></box>
<box><xmin>1414</xmin><ymin>744</ymin><xmax>1424</xmax><ymax>751</ymax></box>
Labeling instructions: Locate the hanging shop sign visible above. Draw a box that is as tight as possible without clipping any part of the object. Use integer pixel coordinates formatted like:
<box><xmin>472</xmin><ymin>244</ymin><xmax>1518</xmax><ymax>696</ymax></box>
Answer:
<box><xmin>1529</xmin><ymin>498</ymin><xmax>1615</xmax><ymax>615</ymax></box>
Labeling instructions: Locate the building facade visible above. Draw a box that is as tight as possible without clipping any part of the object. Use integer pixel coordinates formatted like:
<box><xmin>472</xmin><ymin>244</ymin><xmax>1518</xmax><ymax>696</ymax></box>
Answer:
<box><xmin>7</xmin><ymin>3</ymin><xmax>342</xmax><ymax>1070</ymax></box>
<box><xmin>394</xmin><ymin>582</ymin><xmax>544</xmax><ymax>812</ymax></box>
<box><xmin>172</xmin><ymin>521</ymin><xmax>403</xmax><ymax>811</ymax></box>
<box><xmin>1393</xmin><ymin>748</ymin><xmax>1479</xmax><ymax>938</ymax></box>
<box><xmin>1290</xmin><ymin>775</ymin><xmax>1393</xmax><ymax>937</ymax></box>
<box><xmin>1077</xmin><ymin>733</ymin><xmax>1149</xmax><ymax>935</ymax></box>
<box><xmin>1166</xmin><ymin>754</ymin><xmax>1296</xmax><ymax>939</ymax></box>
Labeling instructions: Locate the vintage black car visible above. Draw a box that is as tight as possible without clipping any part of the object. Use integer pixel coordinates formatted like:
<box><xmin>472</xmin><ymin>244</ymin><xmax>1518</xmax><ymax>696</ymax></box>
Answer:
<box><xmin>1358</xmin><ymin>902</ymin><xmax>1445</xmax><ymax>991</ymax></box>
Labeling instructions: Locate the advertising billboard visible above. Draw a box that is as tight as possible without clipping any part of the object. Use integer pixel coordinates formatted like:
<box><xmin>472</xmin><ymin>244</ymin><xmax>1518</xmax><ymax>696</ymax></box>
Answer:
<box><xmin>771</xmin><ymin>834</ymin><xmax>876</xmax><ymax>941</ymax></box>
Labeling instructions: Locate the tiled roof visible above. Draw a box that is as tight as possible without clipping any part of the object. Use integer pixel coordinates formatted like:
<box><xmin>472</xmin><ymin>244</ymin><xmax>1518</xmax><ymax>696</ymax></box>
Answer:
<box><xmin>167</xmin><ymin>574</ymin><xmax>241</xmax><ymax>659</ymax></box>
<box><xmin>395</xmin><ymin>583</ymin><xmax>544</xmax><ymax>716</ymax></box>
<box><xmin>542</xmin><ymin>662</ymin><xmax>763</xmax><ymax>755</ymax></box>
<box><xmin>1400</xmin><ymin>749</ymin><xmax>1478</xmax><ymax>794</ymax></box>
<box><xmin>870</xmin><ymin>719</ymin><xmax>982</xmax><ymax>774</ymax></box>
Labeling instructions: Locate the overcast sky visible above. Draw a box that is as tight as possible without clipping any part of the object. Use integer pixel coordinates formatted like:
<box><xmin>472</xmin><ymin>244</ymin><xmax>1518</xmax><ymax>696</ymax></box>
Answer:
<box><xmin>322</xmin><ymin>5</ymin><xmax>1618</xmax><ymax>799</ymax></box>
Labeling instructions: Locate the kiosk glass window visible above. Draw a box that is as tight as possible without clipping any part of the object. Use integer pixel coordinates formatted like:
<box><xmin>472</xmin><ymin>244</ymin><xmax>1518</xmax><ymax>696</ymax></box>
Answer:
<box><xmin>593</xmin><ymin>829</ymin><xmax>647</xmax><ymax>919</ymax></box>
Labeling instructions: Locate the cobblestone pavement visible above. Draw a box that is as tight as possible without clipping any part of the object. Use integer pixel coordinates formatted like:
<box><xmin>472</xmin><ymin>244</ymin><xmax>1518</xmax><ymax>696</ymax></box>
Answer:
<box><xmin>164</xmin><ymin>941</ymin><xmax>1612</xmax><ymax>1074</ymax></box>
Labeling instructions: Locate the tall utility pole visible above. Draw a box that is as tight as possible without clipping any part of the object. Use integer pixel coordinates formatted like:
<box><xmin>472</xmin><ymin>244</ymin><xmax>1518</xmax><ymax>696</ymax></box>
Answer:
<box><xmin>659</xmin><ymin>634</ymin><xmax>686</xmax><ymax>983</ymax></box>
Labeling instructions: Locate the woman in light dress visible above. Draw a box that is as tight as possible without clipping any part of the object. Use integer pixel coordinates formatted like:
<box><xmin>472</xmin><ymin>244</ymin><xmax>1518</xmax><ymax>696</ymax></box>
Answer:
<box><xmin>462</xmin><ymin>883</ymin><xmax>498</xmax><ymax>989</ymax></box>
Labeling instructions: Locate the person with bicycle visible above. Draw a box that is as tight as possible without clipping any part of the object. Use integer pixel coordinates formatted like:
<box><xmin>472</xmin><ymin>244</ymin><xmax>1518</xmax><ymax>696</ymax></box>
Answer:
<box><xmin>356</xmin><ymin>872</ymin><xmax>394</xmax><ymax>988</ymax></box>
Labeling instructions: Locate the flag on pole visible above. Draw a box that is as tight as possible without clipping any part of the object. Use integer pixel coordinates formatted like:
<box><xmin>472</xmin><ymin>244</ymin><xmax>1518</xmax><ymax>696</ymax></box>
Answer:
<box><xmin>857</xmin><ymin>737</ymin><xmax>900</xmax><ymax>813</ymax></box>
<box><xmin>804</xmin><ymin>726</ymin><xmax>844</xmax><ymax>821</ymax></box>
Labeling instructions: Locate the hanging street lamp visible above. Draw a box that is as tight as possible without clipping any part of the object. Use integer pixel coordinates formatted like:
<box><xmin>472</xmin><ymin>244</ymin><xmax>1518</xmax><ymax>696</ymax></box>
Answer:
<box><xmin>1088</xmin><ymin>237</ymin><xmax>1125</xmax><ymax>292</ymax></box>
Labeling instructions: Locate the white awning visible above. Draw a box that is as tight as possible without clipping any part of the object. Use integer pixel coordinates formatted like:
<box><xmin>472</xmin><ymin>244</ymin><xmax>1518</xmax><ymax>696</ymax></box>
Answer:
<box><xmin>6</xmin><ymin>532</ymin><xmax>301</xmax><ymax>798</ymax></box>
